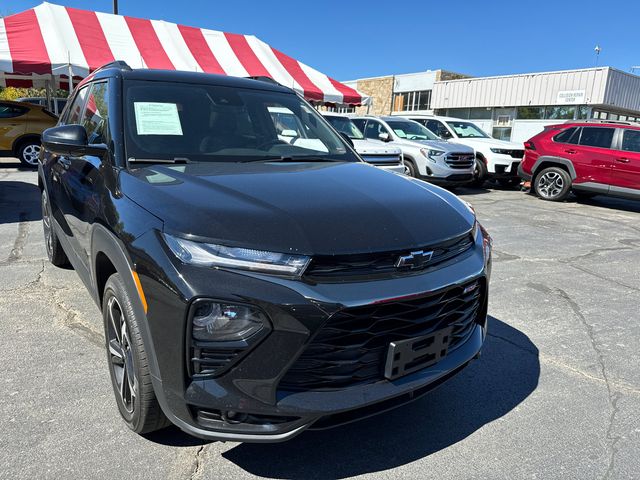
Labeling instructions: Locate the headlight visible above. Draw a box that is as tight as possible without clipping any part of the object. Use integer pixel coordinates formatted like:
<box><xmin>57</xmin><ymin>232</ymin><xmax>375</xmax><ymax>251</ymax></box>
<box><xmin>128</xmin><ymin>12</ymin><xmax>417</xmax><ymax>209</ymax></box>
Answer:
<box><xmin>163</xmin><ymin>233</ymin><xmax>310</xmax><ymax>276</ymax></box>
<box><xmin>420</xmin><ymin>148</ymin><xmax>445</xmax><ymax>162</ymax></box>
<box><xmin>191</xmin><ymin>301</ymin><xmax>265</xmax><ymax>341</ymax></box>
<box><xmin>490</xmin><ymin>148</ymin><xmax>508</xmax><ymax>154</ymax></box>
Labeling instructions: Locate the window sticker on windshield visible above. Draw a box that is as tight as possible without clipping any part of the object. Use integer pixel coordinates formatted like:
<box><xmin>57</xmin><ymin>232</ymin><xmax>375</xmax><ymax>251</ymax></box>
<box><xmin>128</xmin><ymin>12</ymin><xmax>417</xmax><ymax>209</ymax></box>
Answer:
<box><xmin>134</xmin><ymin>102</ymin><xmax>183</xmax><ymax>136</ymax></box>
<box><xmin>393</xmin><ymin>129</ymin><xmax>407</xmax><ymax>138</ymax></box>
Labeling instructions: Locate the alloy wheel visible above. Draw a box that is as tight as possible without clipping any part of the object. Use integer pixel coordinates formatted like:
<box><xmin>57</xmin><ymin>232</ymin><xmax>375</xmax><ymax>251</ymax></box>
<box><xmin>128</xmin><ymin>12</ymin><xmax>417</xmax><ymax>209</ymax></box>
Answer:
<box><xmin>537</xmin><ymin>171</ymin><xmax>564</xmax><ymax>199</ymax></box>
<box><xmin>41</xmin><ymin>192</ymin><xmax>53</xmax><ymax>256</ymax></box>
<box><xmin>106</xmin><ymin>296</ymin><xmax>137</xmax><ymax>414</ymax></box>
<box><xmin>22</xmin><ymin>144</ymin><xmax>41</xmax><ymax>166</ymax></box>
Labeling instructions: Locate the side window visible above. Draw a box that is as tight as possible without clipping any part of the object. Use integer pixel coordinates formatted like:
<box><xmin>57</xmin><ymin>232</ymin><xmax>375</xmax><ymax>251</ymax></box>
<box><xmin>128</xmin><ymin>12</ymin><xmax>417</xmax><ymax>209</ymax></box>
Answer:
<box><xmin>427</xmin><ymin>120</ymin><xmax>449</xmax><ymax>138</ymax></box>
<box><xmin>352</xmin><ymin>119</ymin><xmax>366</xmax><ymax>133</ymax></box>
<box><xmin>0</xmin><ymin>103</ymin><xmax>27</xmax><ymax>119</ymax></box>
<box><xmin>579</xmin><ymin>127</ymin><xmax>615</xmax><ymax>149</ymax></box>
<box><xmin>364</xmin><ymin>121</ymin><xmax>387</xmax><ymax>140</ymax></box>
<box><xmin>553</xmin><ymin>127</ymin><xmax>580</xmax><ymax>144</ymax></box>
<box><xmin>65</xmin><ymin>87</ymin><xmax>89</xmax><ymax>125</ymax></box>
<box><xmin>621</xmin><ymin>129</ymin><xmax>640</xmax><ymax>153</ymax></box>
<box><xmin>81</xmin><ymin>82</ymin><xmax>109</xmax><ymax>145</ymax></box>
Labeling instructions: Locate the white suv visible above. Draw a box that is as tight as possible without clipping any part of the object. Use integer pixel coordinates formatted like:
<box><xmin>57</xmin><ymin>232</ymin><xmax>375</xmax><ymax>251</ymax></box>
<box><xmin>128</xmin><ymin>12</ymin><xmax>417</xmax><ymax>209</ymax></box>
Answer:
<box><xmin>351</xmin><ymin>116</ymin><xmax>475</xmax><ymax>187</ymax></box>
<box><xmin>406</xmin><ymin>115</ymin><xmax>524</xmax><ymax>187</ymax></box>
<box><xmin>322</xmin><ymin>113</ymin><xmax>404</xmax><ymax>174</ymax></box>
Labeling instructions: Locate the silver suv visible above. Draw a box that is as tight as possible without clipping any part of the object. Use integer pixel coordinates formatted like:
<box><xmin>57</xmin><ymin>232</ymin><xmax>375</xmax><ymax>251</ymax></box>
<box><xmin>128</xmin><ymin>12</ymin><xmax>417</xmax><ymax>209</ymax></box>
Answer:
<box><xmin>352</xmin><ymin>116</ymin><xmax>475</xmax><ymax>186</ymax></box>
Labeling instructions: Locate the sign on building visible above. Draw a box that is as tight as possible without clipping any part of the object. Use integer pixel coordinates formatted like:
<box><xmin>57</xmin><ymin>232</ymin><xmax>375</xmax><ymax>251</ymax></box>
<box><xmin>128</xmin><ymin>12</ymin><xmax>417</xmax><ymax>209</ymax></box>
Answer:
<box><xmin>556</xmin><ymin>90</ymin><xmax>586</xmax><ymax>104</ymax></box>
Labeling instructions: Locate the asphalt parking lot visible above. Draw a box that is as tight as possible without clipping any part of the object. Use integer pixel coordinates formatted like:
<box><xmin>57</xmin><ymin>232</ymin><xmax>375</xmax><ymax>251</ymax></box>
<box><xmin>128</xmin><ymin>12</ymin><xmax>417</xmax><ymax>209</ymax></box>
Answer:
<box><xmin>1</xmin><ymin>157</ymin><xmax>639</xmax><ymax>480</ymax></box>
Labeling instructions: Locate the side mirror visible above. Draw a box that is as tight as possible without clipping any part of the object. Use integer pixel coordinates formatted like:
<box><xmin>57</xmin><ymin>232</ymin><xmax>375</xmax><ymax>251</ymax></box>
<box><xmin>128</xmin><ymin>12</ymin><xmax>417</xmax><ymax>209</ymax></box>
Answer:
<box><xmin>339</xmin><ymin>132</ymin><xmax>354</xmax><ymax>148</ymax></box>
<box><xmin>280</xmin><ymin>129</ymin><xmax>298</xmax><ymax>138</ymax></box>
<box><xmin>42</xmin><ymin>125</ymin><xmax>107</xmax><ymax>157</ymax></box>
<box><xmin>378</xmin><ymin>132</ymin><xmax>391</xmax><ymax>142</ymax></box>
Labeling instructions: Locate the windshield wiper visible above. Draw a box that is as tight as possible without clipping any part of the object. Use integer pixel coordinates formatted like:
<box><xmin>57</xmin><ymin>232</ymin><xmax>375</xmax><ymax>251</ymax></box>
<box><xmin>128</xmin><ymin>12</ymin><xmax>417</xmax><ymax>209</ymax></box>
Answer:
<box><xmin>128</xmin><ymin>157</ymin><xmax>191</xmax><ymax>165</ymax></box>
<box><xmin>242</xmin><ymin>156</ymin><xmax>339</xmax><ymax>163</ymax></box>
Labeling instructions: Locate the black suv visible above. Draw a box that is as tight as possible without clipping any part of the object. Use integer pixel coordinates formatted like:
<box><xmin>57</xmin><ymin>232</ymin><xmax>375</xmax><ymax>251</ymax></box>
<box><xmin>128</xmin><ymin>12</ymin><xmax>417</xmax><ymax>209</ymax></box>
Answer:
<box><xmin>39</xmin><ymin>62</ymin><xmax>492</xmax><ymax>442</ymax></box>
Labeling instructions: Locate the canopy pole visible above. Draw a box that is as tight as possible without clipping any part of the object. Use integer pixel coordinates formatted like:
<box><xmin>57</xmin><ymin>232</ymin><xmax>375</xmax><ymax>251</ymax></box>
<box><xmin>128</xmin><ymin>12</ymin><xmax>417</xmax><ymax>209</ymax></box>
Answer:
<box><xmin>45</xmin><ymin>75</ymin><xmax>52</xmax><ymax>112</ymax></box>
<box><xmin>67</xmin><ymin>52</ymin><xmax>74</xmax><ymax>94</ymax></box>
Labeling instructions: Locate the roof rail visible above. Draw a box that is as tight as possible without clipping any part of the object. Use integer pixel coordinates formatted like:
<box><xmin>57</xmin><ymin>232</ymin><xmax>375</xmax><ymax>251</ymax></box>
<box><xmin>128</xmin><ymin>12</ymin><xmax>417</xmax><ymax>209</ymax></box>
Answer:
<box><xmin>568</xmin><ymin>118</ymin><xmax>638</xmax><ymax>126</ymax></box>
<box><xmin>92</xmin><ymin>60</ymin><xmax>133</xmax><ymax>74</ymax></box>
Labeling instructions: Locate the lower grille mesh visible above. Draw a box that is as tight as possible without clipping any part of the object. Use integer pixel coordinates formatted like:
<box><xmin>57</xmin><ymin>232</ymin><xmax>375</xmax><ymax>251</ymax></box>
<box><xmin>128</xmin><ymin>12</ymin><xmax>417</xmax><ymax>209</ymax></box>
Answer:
<box><xmin>279</xmin><ymin>279</ymin><xmax>485</xmax><ymax>392</ymax></box>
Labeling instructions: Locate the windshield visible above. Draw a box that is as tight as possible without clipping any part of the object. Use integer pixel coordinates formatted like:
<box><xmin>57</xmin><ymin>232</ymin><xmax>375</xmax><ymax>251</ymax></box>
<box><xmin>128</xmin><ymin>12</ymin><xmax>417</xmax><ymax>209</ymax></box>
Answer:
<box><xmin>446</xmin><ymin>121</ymin><xmax>490</xmax><ymax>138</ymax></box>
<box><xmin>386</xmin><ymin>120</ymin><xmax>439</xmax><ymax>141</ymax></box>
<box><xmin>123</xmin><ymin>81</ymin><xmax>358</xmax><ymax>165</ymax></box>
<box><xmin>324</xmin><ymin>116</ymin><xmax>365</xmax><ymax>140</ymax></box>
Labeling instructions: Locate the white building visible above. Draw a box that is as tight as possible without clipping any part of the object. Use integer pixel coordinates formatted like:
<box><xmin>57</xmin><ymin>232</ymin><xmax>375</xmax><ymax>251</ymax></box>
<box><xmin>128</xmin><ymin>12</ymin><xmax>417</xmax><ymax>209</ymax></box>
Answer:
<box><xmin>342</xmin><ymin>67</ymin><xmax>640</xmax><ymax>143</ymax></box>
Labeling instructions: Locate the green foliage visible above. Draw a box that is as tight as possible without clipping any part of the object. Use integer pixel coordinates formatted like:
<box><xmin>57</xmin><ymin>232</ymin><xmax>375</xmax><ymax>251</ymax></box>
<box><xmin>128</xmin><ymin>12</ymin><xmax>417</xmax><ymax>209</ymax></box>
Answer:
<box><xmin>0</xmin><ymin>86</ymin><xmax>69</xmax><ymax>101</ymax></box>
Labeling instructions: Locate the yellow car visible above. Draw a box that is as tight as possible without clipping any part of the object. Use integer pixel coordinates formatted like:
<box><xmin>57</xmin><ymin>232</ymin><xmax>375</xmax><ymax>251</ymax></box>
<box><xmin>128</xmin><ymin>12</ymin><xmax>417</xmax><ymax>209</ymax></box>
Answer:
<box><xmin>0</xmin><ymin>100</ymin><xmax>58</xmax><ymax>167</ymax></box>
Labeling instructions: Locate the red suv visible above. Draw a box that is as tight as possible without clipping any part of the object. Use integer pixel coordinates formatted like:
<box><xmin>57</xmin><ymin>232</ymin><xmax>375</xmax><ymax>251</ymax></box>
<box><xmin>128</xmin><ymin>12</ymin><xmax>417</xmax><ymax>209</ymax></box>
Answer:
<box><xmin>518</xmin><ymin>121</ymin><xmax>640</xmax><ymax>201</ymax></box>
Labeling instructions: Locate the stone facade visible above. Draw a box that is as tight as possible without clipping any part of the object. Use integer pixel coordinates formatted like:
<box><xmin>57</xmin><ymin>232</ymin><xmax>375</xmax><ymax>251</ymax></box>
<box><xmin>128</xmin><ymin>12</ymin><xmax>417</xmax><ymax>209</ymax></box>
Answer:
<box><xmin>351</xmin><ymin>76</ymin><xmax>394</xmax><ymax>115</ymax></box>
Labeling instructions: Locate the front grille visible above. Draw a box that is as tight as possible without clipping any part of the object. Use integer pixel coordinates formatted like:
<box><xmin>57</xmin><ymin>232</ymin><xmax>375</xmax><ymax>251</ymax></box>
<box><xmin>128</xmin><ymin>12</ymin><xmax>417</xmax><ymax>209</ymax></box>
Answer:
<box><xmin>304</xmin><ymin>231</ymin><xmax>474</xmax><ymax>282</ymax></box>
<box><xmin>360</xmin><ymin>154</ymin><xmax>402</xmax><ymax>166</ymax></box>
<box><xmin>279</xmin><ymin>279</ymin><xmax>485</xmax><ymax>392</ymax></box>
<box><xmin>445</xmin><ymin>152</ymin><xmax>475</xmax><ymax>169</ymax></box>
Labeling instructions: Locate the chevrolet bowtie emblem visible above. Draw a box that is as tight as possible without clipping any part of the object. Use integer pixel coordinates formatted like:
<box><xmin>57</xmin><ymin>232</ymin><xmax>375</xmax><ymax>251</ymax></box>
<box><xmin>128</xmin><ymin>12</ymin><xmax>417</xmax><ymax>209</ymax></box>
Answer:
<box><xmin>395</xmin><ymin>250</ymin><xmax>434</xmax><ymax>269</ymax></box>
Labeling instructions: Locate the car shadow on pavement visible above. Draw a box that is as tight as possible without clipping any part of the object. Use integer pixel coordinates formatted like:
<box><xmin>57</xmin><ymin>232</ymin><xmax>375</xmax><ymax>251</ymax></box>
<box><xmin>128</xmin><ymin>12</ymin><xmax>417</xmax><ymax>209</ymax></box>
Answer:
<box><xmin>0</xmin><ymin>160</ymin><xmax>33</xmax><ymax>172</ymax></box>
<box><xmin>221</xmin><ymin>316</ymin><xmax>539</xmax><ymax>479</ymax></box>
<box><xmin>0</xmin><ymin>181</ymin><xmax>42</xmax><ymax>224</ymax></box>
<box><xmin>574</xmin><ymin>195</ymin><xmax>640</xmax><ymax>214</ymax></box>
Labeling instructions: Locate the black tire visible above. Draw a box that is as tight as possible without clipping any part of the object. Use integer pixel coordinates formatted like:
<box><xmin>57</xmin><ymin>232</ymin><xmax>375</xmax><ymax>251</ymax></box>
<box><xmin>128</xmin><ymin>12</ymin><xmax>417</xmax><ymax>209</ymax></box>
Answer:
<box><xmin>534</xmin><ymin>167</ymin><xmax>572</xmax><ymax>201</ymax></box>
<box><xmin>17</xmin><ymin>139</ymin><xmax>41</xmax><ymax>168</ymax></box>
<box><xmin>470</xmin><ymin>158</ymin><xmax>487</xmax><ymax>188</ymax></box>
<box><xmin>403</xmin><ymin>158</ymin><xmax>417</xmax><ymax>178</ymax></box>
<box><xmin>41</xmin><ymin>189</ymin><xmax>69</xmax><ymax>267</ymax></box>
<box><xmin>103</xmin><ymin>273</ymin><xmax>170</xmax><ymax>434</ymax></box>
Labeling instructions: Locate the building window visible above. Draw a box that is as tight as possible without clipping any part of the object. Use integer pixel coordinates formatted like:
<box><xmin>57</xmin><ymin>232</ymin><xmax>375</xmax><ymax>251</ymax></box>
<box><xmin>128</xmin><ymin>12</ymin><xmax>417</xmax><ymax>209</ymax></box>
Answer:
<box><xmin>577</xmin><ymin>106</ymin><xmax>589</xmax><ymax>119</ymax></box>
<box><xmin>492</xmin><ymin>127</ymin><xmax>512</xmax><ymax>141</ymax></box>
<box><xmin>468</xmin><ymin>107</ymin><xmax>492</xmax><ymax>119</ymax></box>
<box><xmin>517</xmin><ymin>106</ymin><xmax>545</xmax><ymax>119</ymax></box>
<box><xmin>545</xmin><ymin>106</ymin><xmax>576</xmax><ymax>120</ymax></box>
<box><xmin>392</xmin><ymin>90</ymin><xmax>432</xmax><ymax>111</ymax></box>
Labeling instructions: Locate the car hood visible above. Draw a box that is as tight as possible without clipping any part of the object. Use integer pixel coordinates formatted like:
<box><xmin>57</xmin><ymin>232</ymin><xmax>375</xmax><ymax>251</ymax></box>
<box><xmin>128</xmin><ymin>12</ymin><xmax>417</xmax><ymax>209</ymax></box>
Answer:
<box><xmin>351</xmin><ymin>139</ymin><xmax>401</xmax><ymax>156</ymax></box>
<box><xmin>455</xmin><ymin>137</ymin><xmax>524</xmax><ymax>150</ymax></box>
<box><xmin>121</xmin><ymin>161</ymin><xmax>475</xmax><ymax>256</ymax></box>
<box><xmin>400</xmin><ymin>139</ymin><xmax>475</xmax><ymax>154</ymax></box>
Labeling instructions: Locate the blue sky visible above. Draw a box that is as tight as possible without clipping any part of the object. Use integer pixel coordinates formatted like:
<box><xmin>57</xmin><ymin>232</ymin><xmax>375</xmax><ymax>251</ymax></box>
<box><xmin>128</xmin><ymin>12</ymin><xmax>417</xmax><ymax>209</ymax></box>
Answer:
<box><xmin>3</xmin><ymin>0</ymin><xmax>639</xmax><ymax>80</ymax></box>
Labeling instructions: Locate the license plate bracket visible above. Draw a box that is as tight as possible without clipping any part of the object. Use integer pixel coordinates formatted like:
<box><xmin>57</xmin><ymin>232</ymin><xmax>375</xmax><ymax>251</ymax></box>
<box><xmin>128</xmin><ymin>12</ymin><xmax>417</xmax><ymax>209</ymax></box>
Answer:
<box><xmin>384</xmin><ymin>326</ymin><xmax>453</xmax><ymax>381</ymax></box>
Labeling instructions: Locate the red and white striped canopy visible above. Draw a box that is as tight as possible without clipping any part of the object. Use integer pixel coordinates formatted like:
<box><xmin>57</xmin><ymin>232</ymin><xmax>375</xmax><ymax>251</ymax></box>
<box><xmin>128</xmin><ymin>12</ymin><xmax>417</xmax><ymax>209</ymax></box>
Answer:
<box><xmin>0</xmin><ymin>2</ymin><xmax>367</xmax><ymax>105</ymax></box>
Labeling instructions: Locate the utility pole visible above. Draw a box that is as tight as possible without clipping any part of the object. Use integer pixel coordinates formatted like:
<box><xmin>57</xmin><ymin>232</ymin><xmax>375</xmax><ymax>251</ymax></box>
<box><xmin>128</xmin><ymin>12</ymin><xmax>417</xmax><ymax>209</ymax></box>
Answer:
<box><xmin>113</xmin><ymin>0</ymin><xmax>118</xmax><ymax>14</ymax></box>
<box><xmin>594</xmin><ymin>45</ymin><xmax>601</xmax><ymax>67</ymax></box>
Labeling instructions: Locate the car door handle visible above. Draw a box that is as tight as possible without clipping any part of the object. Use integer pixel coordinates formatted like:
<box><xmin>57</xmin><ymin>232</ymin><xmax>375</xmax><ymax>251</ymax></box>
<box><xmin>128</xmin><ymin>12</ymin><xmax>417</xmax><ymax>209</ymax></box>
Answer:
<box><xmin>564</xmin><ymin>149</ymin><xmax>578</xmax><ymax>154</ymax></box>
<box><xmin>57</xmin><ymin>157</ymin><xmax>71</xmax><ymax>169</ymax></box>
<box><xmin>616</xmin><ymin>157</ymin><xmax>630</xmax><ymax>163</ymax></box>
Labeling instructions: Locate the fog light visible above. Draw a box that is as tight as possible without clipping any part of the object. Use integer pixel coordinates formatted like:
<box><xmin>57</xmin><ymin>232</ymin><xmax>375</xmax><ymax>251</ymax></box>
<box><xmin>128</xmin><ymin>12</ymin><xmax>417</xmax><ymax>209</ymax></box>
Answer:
<box><xmin>192</xmin><ymin>302</ymin><xmax>266</xmax><ymax>341</ymax></box>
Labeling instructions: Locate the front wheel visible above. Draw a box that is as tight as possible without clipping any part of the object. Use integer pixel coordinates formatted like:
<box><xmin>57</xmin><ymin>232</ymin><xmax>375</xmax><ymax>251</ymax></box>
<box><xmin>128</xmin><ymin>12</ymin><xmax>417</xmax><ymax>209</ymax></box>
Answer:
<box><xmin>103</xmin><ymin>273</ymin><xmax>170</xmax><ymax>434</ymax></box>
<box><xmin>17</xmin><ymin>140</ymin><xmax>41</xmax><ymax>168</ymax></box>
<box><xmin>534</xmin><ymin>167</ymin><xmax>572</xmax><ymax>201</ymax></box>
<box><xmin>403</xmin><ymin>159</ymin><xmax>417</xmax><ymax>178</ymax></box>
<box><xmin>470</xmin><ymin>158</ymin><xmax>487</xmax><ymax>188</ymax></box>
<box><xmin>41</xmin><ymin>190</ymin><xmax>69</xmax><ymax>267</ymax></box>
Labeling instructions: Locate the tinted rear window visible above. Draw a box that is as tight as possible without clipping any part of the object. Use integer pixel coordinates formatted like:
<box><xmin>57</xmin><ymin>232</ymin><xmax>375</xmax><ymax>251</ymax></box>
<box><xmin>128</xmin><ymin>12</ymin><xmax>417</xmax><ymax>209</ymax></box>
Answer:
<box><xmin>621</xmin><ymin>129</ymin><xmax>640</xmax><ymax>153</ymax></box>
<box><xmin>579</xmin><ymin>127</ymin><xmax>614</xmax><ymax>148</ymax></box>
<box><xmin>553</xmin><ymin>127</ymin><xmax>579</xmax><ymax>144</ymax></box>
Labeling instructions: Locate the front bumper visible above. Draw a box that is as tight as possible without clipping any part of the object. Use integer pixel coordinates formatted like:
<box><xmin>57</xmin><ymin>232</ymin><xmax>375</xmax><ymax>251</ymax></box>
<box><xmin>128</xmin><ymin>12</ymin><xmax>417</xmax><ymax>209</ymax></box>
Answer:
<box><xmin>131</xmin><ymin>226</ymin><xmax>491</xmax><ymax>442</ymax></box>
<box><xmin>487</xmin><ymin>157</ymin><xmax>522</xmax><ymax>178</ymax></box>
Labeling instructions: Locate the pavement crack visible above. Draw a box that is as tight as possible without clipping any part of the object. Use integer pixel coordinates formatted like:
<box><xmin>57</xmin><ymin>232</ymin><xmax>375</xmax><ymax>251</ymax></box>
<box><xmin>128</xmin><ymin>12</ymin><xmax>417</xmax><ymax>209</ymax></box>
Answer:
<box><xmin>189</xmin><ymin>445</ymin><xmax>206</xmax><ymax>480</ymax></box>
<box><xmin>553</xmin><ymin>288</ymin><xmax>621</xmax><ymax>480</ymax></box>
<box><xmin>7</xmin><ymin>213</ymin><xmax>30</xmax><ymax>263</ymax></box>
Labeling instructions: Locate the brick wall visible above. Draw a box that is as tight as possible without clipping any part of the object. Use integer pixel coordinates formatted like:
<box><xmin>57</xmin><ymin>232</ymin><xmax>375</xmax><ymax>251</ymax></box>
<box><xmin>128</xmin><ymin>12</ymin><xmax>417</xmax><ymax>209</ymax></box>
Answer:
<box><xmin>351</xmin><ymin>76</ymin><xmax>394</xmax><ymax>115</ymax></box>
